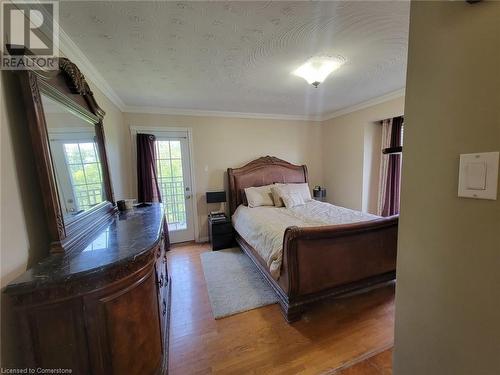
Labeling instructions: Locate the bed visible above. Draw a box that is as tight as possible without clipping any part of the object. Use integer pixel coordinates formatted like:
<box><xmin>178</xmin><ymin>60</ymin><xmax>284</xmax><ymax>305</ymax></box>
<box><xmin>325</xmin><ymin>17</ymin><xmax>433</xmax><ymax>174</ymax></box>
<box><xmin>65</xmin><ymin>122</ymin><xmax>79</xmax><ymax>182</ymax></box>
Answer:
<box><xmin>227</xmin><ymin>156</ymin><xmax>398</xmax><ymax>322</ymax></box>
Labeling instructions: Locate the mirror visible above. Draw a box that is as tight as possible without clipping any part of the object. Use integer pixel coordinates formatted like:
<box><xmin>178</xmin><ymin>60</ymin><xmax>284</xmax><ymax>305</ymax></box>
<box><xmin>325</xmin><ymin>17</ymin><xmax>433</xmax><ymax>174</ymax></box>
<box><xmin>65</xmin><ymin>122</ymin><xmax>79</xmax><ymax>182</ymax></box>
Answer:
<box><xmin>20</xmin><ymin>57</ymin><xmax>115</xmax><ymax>254</ymax></box>
<box><xmin>41</xmin><ymin>94</ymin><xmax>105</xmax><ymax>224</ymax></box>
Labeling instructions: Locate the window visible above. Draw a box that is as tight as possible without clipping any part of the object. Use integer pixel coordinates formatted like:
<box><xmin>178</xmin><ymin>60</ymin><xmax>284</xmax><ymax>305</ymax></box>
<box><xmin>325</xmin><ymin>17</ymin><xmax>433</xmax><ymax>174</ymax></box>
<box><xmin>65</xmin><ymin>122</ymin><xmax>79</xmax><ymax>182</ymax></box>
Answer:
<box><xmin>155</xmin><ymin>140</ymin><xmax>187</xmax><ymax>231</ymax></box>
<box><xmin>63</xmin><ymin>142</ymin><xmax>104</xmax><ymax>212</ymax></box>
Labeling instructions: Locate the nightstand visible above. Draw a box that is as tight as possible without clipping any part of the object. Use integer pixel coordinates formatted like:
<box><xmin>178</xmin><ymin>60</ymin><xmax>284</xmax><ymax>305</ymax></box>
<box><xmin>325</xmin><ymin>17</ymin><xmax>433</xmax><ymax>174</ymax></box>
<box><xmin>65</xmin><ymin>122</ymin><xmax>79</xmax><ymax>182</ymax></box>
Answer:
<box><xmin>208</xmin><ymin>216</ymin><xmax>235</xmax><ymax>250</ymax></box>
<box><xmin>313</xmin><ymin>187</ymin><xmax>327</xmax><ymax>202</ymax></box>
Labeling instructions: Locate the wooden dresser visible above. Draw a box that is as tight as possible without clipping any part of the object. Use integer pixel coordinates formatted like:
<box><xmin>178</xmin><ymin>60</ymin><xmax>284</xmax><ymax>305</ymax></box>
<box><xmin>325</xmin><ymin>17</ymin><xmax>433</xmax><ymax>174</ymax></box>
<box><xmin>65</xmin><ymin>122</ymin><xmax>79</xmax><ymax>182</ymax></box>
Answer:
<box><xmin>4</xmin><ymin>204</ymin><xmax>170</xmax><ymax>375</ymax></box>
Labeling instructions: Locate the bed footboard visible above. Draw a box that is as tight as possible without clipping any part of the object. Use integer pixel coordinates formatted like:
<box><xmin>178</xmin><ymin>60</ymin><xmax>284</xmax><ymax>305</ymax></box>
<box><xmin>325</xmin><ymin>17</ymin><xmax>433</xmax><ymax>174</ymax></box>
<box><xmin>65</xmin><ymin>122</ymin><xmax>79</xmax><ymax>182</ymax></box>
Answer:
<box><xmin>277</xmin><ymin>216</ymin><xmax>398</xmax><ymax>322</ymax></box>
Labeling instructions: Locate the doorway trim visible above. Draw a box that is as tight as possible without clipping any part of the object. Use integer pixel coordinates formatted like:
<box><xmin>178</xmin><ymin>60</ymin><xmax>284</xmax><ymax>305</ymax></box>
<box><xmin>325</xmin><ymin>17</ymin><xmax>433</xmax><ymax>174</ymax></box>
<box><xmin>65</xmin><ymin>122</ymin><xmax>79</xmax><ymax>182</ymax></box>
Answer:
<box><xmin>130</xmin><ymin>126</ymin><xmax>200</xmax><ymax>243</ymax></box>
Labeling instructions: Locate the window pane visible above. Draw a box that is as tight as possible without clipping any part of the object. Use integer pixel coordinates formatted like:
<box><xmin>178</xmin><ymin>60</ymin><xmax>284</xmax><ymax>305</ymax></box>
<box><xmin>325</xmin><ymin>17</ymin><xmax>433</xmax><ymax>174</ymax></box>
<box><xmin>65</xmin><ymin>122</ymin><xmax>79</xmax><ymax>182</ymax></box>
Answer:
<box><xmin>63</xmin><ymin>141</ymin><xmax>104</xmax><ymax>212</ymax></box>
<box><xmin>159</xmin><ymin>160</ymin><xmax>171</xmax><ymax>177</ymax></box>
<box><xmin>171</xmin><ymin>159</ymin><xmax>183</xmax><ymax>177</ymax></box>
<box><xmin>70</xmin><ymin>165</ymin><xmax>86</xmax><ymax>185</ymax></box>
<box><xmin>64</xmin><ymin>144</ymin><xmax>80</xmax><ymax>164</ymax></box>
<box><xmin>170</xmin><ymin>141</ymin><xmax>181</xmax><ymax>158</ymax></box>
<box><xmin>154</xmin><ymin>139</ymin><xmax>188</xmax><ymax>232</ymax></box>
<box><xmin>157</xmin><ymin>141</ymin><xmax>170</xmax><ymax>160</ymax></box>
<box><xmin>80</xmin><ymin>143</ymin><xmax>97</xmax><ymax>163</ymax></box>
<box><xmin>84</xmin><ymin>163</ymin><xmax>101</xmax><ymax>184</ymax></box>
<box><xmin>87</xmin><ymin>184</ymin><xmax>102</xmax><ymax>206</ymax></box>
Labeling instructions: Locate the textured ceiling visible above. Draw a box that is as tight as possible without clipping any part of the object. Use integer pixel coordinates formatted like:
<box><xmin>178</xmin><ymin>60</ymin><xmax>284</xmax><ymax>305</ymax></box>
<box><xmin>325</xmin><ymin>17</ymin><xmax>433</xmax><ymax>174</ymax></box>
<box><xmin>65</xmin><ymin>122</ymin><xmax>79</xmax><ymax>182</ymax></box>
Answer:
<box><xmin>59</xmin><ymin>1</ymin><xmax>409</xmax><ymax>117</ymax></box>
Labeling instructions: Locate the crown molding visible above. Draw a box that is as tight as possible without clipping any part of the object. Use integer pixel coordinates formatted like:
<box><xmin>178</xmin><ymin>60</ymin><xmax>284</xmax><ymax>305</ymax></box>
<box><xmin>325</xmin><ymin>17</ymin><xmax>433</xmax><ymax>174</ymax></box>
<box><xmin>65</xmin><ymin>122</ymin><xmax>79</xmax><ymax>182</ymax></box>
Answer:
<box><xmin>123</xmin><ymin>105</ymin><xmax>322</xmax><ymax>122</ymax></box>
<box><xmin>320</xmin><ymin>88</ymin><xmax>406</xmax><ymax>121</ymax></box>
<box><xmin>123</xmin><ymin>89</ymin><xmax>405</xmax><ymax>122</ymax></box>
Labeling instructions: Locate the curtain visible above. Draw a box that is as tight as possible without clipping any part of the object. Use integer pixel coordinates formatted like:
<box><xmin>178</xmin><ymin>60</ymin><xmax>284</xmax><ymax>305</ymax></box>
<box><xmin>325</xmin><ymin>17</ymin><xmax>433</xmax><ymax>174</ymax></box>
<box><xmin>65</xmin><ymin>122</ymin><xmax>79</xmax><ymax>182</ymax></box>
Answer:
<box><xmin>377</xmin><ymin>116</ymin><xmax>404</xmax><ymax>216</ymax></box>
<box><xmin>377</xmin><ymin>118</ymin><xmax>392</xmax><ymax>215</ymax></box>
<box><xmin>137</xmin><ymin>133</ymin><xmax>162</xmax><ymax>203</ymax></box>
<box><xmin>137</xmin><ymin>133</ymin><xmax>170</xmax><ymax>250</ymax></box>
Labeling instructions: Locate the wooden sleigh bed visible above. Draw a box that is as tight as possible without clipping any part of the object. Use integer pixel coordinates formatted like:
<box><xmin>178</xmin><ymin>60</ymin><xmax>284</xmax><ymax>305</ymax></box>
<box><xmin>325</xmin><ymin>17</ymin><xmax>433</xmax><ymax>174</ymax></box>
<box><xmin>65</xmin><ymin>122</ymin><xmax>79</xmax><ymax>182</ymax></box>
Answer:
<box><xmin>227</xmin><ymin>156</ymin><xmax>398</xmax><ymax>322</ymax></box>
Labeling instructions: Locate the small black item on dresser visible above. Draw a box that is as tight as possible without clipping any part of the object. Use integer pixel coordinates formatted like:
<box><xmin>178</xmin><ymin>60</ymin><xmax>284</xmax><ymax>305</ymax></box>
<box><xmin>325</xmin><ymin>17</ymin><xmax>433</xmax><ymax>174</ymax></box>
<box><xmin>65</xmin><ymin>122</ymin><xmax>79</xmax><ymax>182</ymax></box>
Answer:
<box><xmin>117</xmin><ymin>200</ymin><xmax>127</xmax><ymax>211</ymax></box>
<box><xmin>208</xmin><ymin>215</ymin><xmax>235</xmax><ymax>251</ymax></box>
<box><xmin>206</xmin><ymin>191</ymin><xmax>227</xmax><ymax>203</ymax></box>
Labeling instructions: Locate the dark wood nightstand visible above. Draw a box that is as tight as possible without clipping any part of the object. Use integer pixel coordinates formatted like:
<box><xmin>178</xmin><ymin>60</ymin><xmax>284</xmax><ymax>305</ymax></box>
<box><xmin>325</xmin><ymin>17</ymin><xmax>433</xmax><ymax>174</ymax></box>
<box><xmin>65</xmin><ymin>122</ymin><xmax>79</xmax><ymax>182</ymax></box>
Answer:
<box><xmin>208</xmin><ymin>216</ymin><xmax>235</xmax><ymax>250</ymax></box>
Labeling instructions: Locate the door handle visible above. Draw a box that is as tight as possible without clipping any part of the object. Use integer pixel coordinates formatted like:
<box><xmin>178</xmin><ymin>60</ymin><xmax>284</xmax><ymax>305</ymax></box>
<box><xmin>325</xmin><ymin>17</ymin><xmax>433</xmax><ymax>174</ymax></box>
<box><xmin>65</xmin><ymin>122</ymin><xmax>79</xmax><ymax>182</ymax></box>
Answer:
<box><xmin>185</xmin><ymin>195</ymin><xmax>191</xmax><ymax>199</ymax></box>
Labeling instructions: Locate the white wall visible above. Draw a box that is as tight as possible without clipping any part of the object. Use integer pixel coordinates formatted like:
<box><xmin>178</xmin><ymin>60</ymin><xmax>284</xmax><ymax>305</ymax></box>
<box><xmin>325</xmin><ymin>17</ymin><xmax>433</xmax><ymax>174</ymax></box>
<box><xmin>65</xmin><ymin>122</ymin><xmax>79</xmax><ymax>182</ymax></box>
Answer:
<box><xmin>322</xmin><ymin>97</ymin><xmax>405</xmax><ymax>212</ymax></box>
<box><xmin>88</xmin><ymin>82</ymin><xmax>128</xmax><ymax>200</ymax></box>
<box><xmin>393</xmin><ymin>2</ymin><xmax>500</xmax><ymax>374</ymax></box>
<box><xmin>124</xmin><ymin>113</ymin><xmax>323</xmax><ymax>240</ymax></box>
<box><xmin>363</xmin><ymin>121</ymin><xmax>383</xmax><ymax>213</ymax></box>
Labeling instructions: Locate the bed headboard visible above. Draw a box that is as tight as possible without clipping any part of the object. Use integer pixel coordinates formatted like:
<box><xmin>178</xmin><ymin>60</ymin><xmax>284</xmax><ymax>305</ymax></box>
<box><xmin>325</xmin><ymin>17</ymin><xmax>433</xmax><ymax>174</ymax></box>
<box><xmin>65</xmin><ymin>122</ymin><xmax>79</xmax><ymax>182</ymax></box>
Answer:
<box><xmin>227</xmin><ymin>156</ymin><xmax>308</xmax><ymax>215</ymax></box>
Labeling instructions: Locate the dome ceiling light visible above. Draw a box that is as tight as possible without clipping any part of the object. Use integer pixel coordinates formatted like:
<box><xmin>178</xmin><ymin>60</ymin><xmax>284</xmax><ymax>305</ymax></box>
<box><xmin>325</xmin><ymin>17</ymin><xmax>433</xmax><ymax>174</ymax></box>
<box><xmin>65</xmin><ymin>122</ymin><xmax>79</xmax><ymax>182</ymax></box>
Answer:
<box><xmin>292</xmin><ymin>55</ymin><xmax>345</xmax><ymax>88</ymax></box>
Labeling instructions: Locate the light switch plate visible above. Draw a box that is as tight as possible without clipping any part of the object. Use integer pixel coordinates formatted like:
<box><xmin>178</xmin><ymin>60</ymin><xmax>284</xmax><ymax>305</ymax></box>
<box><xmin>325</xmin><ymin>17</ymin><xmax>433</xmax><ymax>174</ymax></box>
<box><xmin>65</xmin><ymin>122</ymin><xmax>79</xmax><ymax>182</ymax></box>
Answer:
<box><xmin>458</xmin><ymin>151</ymin><xmax>499</xmax><ymax>200</ymax></box>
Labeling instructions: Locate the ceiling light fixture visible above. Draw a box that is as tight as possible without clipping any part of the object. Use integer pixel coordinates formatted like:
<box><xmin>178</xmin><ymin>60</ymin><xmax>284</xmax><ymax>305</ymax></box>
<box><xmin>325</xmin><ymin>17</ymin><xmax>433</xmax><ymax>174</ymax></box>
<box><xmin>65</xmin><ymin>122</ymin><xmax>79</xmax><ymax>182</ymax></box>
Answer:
<box><xmin>293</xmin><ymin>55</ymin><xmax>345</xmax><ymax>88</ymax></box>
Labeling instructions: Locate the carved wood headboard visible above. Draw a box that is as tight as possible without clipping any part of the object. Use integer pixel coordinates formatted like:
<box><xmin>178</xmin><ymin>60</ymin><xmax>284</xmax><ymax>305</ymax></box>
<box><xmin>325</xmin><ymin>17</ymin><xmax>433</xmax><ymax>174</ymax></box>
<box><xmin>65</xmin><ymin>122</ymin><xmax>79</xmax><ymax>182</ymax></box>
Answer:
<box><xmin>227</xmin><ymin>156</ymin><xmax>308</xmax><ymax>215</ymax></box>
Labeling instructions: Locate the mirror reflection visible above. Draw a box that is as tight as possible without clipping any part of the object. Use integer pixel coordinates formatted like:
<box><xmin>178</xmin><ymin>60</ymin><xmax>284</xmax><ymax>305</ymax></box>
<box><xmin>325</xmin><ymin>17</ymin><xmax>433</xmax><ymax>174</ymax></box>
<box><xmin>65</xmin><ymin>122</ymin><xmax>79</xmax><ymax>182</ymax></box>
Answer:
<box><xmin>42</xmin><ymin>94</ymin><xmax>105</xmax><ymax>223</ymax></box>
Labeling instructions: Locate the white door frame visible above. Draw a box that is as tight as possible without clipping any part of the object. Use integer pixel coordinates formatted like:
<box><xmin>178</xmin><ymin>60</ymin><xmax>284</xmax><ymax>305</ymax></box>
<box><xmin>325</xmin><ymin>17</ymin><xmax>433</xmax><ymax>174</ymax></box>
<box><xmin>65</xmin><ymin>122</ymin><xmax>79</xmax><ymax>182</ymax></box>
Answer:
<box><xmin>130</xmin><ymin>126</ymin><xmax>199</xmax><ymax>243</ymax></box>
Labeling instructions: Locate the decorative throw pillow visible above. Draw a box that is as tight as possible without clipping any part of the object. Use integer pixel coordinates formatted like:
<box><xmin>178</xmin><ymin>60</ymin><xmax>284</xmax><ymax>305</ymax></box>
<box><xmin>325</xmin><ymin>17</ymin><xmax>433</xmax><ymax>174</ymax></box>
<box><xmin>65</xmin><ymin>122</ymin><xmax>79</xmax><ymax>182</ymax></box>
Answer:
<box><xmin>281</xmin><ymin>192</ymin><xmax>305</xmax><ymax>208</ymax></box>
<box><xmin>244</xmin><ymin>185</ymin><xmax>275</xmax><ymax>207</ymax></box>
<box><xmin>271</xmin><ymin>183</ymin><xmax>286</xmax><ymax>207</ymax></box>
<box><xmin>271</xmin><ymin>183</ymin><xmax>312</xmax><ymax>207</ymax></box>
<box><xmin>287</xmin><ymin>183</ymin><xmax>312</xmax><ymax>202</ymax></box>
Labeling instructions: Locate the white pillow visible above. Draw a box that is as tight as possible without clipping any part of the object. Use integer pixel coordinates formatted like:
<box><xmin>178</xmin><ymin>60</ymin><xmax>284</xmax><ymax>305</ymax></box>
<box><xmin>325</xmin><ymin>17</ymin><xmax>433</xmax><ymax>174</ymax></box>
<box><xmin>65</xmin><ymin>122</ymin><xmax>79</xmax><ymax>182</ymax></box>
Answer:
<box><xmin>281</xmin><ymin>192</ymin><xmax>305</xmax><ymax>208</ymax></box>
<box><xmin>270</xmin><ymin>183</ymin><xmax>286</xmax><ymax>207</ymax></box>
<box><xmin>244</xmin><ymin>185</ymin><xmax>275</xmax><ymax>207</ymax></box>
<box><xmin>271</xmin><ymin>183</ymin><xmax>311</xmax><ymax>207</ymax></box>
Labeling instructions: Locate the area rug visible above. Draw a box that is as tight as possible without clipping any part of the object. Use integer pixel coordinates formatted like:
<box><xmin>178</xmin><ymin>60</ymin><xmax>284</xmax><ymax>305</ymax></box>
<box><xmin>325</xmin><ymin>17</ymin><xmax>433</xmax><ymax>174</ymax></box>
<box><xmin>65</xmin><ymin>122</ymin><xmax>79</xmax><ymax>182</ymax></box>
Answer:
<box><xmin>200</xmin><ymin>247</ymin><xmax>278</xmax><ymax>319</ymax></box>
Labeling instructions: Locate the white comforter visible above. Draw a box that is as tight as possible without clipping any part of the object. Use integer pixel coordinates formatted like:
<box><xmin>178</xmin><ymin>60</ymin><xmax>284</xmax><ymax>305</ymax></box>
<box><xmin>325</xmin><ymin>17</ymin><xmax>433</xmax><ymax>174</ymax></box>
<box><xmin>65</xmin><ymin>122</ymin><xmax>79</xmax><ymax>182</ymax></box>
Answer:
<box><xmin>232</xmin><ymin>200</ymin><xmax>379</xmax><ymax>279</ymax></box>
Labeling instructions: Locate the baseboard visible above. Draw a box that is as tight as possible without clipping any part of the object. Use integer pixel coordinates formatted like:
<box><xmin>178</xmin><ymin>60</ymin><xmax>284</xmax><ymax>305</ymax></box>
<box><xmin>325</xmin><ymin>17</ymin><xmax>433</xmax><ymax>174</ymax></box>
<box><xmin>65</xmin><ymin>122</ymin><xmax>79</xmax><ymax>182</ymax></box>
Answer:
<box><xmin>196</xmin><ymin>236</ymin><xmax>209</xmax><ymax>243</ymax></box>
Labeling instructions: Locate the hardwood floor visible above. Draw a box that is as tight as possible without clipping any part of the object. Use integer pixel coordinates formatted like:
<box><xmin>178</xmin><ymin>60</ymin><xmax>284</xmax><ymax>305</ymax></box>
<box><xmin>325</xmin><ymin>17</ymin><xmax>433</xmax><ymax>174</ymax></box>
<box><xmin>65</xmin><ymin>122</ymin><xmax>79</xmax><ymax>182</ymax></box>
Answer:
<box><xmin>167</xmin><ymin>242</ymin><xmax>395</xmax><ymax>375</ymax></box>
<box><xmin>331</xmin><ymin>349</ymin><xmax>393</xmax><ymax>375</ymax></box>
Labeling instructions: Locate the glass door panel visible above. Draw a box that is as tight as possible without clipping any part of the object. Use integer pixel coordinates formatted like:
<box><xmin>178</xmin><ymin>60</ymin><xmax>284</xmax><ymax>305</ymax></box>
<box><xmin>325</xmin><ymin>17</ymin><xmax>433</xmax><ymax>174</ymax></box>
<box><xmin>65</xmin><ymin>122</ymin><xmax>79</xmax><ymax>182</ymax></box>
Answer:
<box><xmin>155</xmin><ymin>136</ymin><xmax>194</xmax><ymax>243</ymax></box>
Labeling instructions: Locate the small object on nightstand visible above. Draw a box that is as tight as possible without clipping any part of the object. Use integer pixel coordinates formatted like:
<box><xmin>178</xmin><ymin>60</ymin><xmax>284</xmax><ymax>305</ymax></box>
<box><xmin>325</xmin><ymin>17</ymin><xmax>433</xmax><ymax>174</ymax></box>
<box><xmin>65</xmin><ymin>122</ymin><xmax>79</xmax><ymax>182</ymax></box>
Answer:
<box><xmin>208</xmin><ymin>214</ymin><xmax>235</xmax><ymax>250</ymax></box>
<box><xmin>313</xmin><ymin>186</ymin><xmax>327</xmax><ymax>202</ymax></box>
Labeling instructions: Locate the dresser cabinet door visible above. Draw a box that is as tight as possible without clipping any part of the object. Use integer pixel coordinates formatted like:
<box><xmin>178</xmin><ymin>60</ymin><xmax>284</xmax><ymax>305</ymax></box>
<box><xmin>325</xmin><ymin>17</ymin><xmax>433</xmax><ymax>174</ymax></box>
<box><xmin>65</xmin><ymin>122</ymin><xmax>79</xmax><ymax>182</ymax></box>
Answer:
<box><xmin>17</xmin><ymin>299</ymin><xmax>91</xmax><ymax>374</ymax></box>
<box><xmin>84</xmin><ymin>269</ymin><xmax>163</xmax><ymax>375</ymax></box>
<box><xmin>155</xmin><ymin>235</ymin><xmax>169</xmax><ymax>351</ymax></box>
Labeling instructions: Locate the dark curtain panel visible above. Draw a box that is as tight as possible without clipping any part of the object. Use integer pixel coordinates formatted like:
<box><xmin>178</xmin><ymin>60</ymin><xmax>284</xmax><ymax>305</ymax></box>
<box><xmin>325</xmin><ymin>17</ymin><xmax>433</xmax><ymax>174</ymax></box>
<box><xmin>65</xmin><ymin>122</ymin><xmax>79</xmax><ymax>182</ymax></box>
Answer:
<box><xmin>137</xmin><ymin>134</ymin><xmax>171</xmax><ymax>249</ymax></box>
<box><xmin>382</xmin><ymin>116</ymin><xmax>404</xmax><ymax>216</ymax></box>
<box><xmin>137</xmin><ymin>133</ymin><xmax>162</xmax><ymax>203</ymax></box>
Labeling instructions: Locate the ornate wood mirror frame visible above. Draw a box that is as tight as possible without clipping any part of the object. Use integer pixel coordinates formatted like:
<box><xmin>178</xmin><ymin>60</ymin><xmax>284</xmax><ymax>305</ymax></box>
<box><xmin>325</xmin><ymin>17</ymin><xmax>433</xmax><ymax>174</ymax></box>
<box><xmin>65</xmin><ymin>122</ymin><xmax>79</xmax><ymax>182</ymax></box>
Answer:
<box><xmin>19</xmin><ymin>57</ymin><xmax>116</xmax><ymax>254</ymax></box>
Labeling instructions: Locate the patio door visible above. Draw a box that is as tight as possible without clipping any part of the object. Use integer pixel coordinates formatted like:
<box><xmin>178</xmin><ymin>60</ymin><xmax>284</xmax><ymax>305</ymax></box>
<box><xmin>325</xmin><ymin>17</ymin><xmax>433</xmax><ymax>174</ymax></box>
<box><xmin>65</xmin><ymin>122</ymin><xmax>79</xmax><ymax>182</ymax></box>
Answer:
<box><xmin>154</xmin><ymin>131</ymin><xmax>195</xmax><ymax>243</ymax></box>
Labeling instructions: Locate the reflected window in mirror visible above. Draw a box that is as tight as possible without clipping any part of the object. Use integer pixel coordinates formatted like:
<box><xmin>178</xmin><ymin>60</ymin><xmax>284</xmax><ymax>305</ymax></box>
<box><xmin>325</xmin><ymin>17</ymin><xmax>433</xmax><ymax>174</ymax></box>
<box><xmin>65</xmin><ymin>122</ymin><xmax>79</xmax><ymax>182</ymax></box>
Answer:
<box><xmin>82</xmin><ymin>228</ymin><xmax>110</xmax><ymax>252</ymax></box>
<box><xmin>41</xmin><ymin>93</ymin><xmax>106</xmax><ymax>224</ymax></box>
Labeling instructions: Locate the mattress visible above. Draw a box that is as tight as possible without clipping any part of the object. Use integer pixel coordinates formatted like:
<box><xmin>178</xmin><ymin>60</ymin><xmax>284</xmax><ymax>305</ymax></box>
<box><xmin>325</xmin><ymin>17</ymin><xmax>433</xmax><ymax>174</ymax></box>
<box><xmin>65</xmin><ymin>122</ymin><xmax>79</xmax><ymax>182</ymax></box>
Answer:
<box><xmin>232</xmin><ymin>200</ymin><xmax>379</xmax><ymax>279</ymax></box>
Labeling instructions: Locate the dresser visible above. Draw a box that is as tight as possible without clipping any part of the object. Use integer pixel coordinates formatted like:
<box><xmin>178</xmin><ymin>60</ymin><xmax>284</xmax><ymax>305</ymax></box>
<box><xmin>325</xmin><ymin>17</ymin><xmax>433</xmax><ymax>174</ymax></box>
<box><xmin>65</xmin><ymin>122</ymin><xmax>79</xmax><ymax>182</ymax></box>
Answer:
<box><xmin>4</xmin><ymin>204</ymin><xmax>170</xmax><ymax>375</ymax></box>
